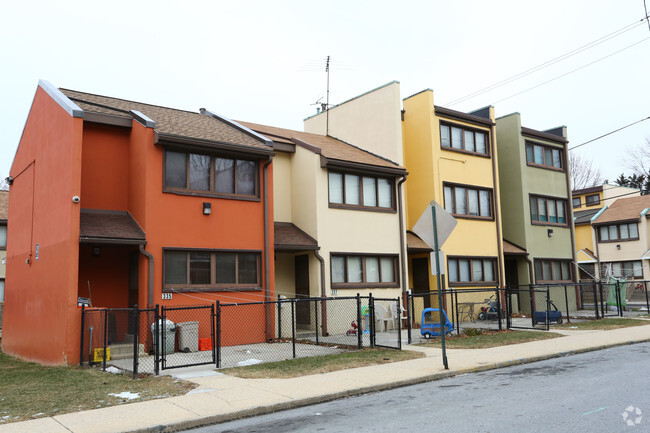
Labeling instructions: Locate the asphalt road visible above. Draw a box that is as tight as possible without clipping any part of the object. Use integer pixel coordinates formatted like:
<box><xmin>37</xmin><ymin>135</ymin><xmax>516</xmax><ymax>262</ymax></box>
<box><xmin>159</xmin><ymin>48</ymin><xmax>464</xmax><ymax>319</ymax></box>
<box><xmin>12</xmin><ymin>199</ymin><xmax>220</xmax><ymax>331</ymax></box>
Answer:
<box><xmin>190</xmin><ymin>342</ymin><xmax>650</xmax><ymax>433</ymax></box>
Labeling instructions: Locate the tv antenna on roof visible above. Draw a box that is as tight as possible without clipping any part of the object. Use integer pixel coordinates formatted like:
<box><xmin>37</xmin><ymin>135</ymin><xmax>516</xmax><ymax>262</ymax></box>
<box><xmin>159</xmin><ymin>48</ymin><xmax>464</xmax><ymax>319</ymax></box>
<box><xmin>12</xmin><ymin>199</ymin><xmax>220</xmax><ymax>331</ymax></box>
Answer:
<box><xmin>325</xmin><ymin>55</ymin><xmax>330</xmax><ymax>135</ymax></box>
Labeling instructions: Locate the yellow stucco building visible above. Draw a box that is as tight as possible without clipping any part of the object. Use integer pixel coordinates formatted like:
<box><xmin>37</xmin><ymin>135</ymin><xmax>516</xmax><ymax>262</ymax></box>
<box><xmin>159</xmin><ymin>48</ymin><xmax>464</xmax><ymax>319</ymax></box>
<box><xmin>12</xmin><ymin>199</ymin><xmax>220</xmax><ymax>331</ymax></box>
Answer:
<box><xmin>401</xmin><ymin>90</ymin><xmax>505</xmax><ymax>299</ymax></box>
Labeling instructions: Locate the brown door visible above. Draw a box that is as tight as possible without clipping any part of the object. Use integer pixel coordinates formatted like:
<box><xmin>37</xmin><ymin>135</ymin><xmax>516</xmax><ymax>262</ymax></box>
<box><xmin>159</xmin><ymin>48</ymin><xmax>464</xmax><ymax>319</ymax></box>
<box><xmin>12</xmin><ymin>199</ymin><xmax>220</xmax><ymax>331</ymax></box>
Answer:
<box><xmin>295</xmin><ymin>255</ymin><xmax>310</xmax><ymax>325</ymax></box>
<box><xmin>412</xmin><ymin>257</ymin><xmax>431</xmax><ymax>308</ymax></box>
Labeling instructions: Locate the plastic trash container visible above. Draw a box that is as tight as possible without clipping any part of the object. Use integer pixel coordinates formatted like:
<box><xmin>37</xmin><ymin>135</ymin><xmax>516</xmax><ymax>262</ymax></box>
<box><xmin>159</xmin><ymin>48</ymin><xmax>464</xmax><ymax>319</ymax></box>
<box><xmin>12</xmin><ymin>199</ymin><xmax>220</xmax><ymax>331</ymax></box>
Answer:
<box><xmin>151</xmin><ymin>319</ymin><xmax>176</xmax><ymax>355</ymax></box>
<box><xmin>177</xmin><ymin>321</ymin><xmax>199</xmax><ymax>352</ymax></box>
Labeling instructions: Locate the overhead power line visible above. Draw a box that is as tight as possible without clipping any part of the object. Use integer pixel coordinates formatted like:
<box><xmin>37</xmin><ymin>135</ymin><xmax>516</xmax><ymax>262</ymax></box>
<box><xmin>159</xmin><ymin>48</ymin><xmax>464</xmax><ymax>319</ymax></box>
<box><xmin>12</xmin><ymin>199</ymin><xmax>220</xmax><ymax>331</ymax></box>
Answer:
<box><xmin>445</xmin><ymin>18</ymin><xmax>648</xmax><ymax>107</ymax></box>
<box><xmin>568</xmin><ymin>116</ymin><xmax>650</xmax><ymax>151</ymax></box>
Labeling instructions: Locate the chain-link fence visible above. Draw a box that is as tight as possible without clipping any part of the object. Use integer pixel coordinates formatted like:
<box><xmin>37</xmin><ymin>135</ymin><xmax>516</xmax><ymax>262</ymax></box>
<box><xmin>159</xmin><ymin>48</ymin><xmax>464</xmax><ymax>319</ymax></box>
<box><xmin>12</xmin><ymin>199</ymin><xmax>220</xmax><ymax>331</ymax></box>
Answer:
<box><xmin>81</xmin><ymin>294</ymin><xmax>402</xmax><ymax>377</ymax></box>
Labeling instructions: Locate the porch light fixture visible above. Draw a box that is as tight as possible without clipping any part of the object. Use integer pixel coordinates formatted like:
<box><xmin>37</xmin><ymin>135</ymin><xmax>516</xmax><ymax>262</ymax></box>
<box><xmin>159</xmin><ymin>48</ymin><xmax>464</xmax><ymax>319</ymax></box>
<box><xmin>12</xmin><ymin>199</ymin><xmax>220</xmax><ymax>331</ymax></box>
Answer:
<box><xmin>547</xmin><ymin>229</ymin><xmax>553</xmax><ymax>237</ymax></box>
<box><xmin>92</xmin><ymin>247</ymin><xmax>100</xmax><ymax>257</ymax></box>
<box><xmin>617</xmin><ymin>244</ymin><xmax>621</xmax><ymax>250</ymax></box>
<box><xmin>203</xmin><ymin>202</ymin><xmax>211</xmax><ymax>215</ymax></box>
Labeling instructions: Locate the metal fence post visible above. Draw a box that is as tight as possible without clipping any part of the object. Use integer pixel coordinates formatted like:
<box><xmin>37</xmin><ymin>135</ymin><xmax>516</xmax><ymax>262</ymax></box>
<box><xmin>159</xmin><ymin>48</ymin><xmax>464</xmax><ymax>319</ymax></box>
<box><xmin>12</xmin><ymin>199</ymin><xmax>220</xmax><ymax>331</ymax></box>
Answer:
<box><xmin>102</xmin><ymin>309</ymin><xmax>108</xmax><ymax>371</ymax></box>
<box><xmin>545</xmin><ymin>288</ymin><xmax>550</xmax><ymax>331</ymax></box>
<box><xmin>397</xmin><ymin>296</ymin><xmax>402</xmax><ymax>350</ymax></box>
<box><xmin>408</xmin><ymin>291</ymin><xmax>414</xmax><ymax>344</ymax></box>
<box><xmin>496</xmin><ymin>288</ymin><xmax>502</xmax><ymax>331</ymax></box>
<box><xmin>291</xmin><ymin>299</ymin><xmax>296</xmax><ymax>359</ymax></box>
<box><xmin>406</xmin><ymin>290</ymin><xmax>412</xmax><ymax>344</ymax></box>
<box><xmin>645</xmin><ymin>281</ymin><xmax>650</xmax><ymax>314</ymax></box>
<box><xmin>314</xmin><ymin>299</ymin><xmax>319</xmax><ymax>345</ymax></box>
<box><xmin>79</xmin><ymin>305</ymin><xmax>85</xmax><ymax>366</ymax></box>
<box><xmin>154</xmin><ymin>304</ymin><xmax>160</xmax><ymax>376</ymax></box>
<box><xmin>132</xmin><ymin>305</ymin><xmax>139</xmax><ymax>379</ymax></box>
<box><xmin>277</xmin><ymin>295</ymin><xmax>282</xmax><ymax>339</ymax></box>
<box><xmin>215</xmin><ymin>301</ymin><xmax>221</xmax><ymax>369</ymax></box>
<box><xmin>369</xmin><ymin>293</ymin><xmax>375</xmax><ymax>348</ymax></box>
<box><xmin>617</xmin><ymin>280</ymin><xmax>624</xmax><ymax>317</ymax></box>
<box><xmin>593</xmin><ymin>283</ymin><xmax>599</xmax><ymax>319</ymax></box>
<box><xmin>453</xmin><ymin>289</ymin><xmax>460</xmax><ymax>335</ymax></box>
<box><xmin>564</xmin><ymin>284</ymin><xmax>571</xmax><ymax>323</ymax></box>
<box><xmin>356</xmin><ymin>293</ymin><xmax>362</xmax><ymax>349</ymax></box>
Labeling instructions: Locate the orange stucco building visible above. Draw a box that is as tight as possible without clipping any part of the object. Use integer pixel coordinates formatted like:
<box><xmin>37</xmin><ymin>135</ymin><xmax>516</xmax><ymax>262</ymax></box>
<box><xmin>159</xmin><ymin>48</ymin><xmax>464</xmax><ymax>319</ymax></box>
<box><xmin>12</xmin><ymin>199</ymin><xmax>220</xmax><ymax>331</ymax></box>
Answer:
<box><xmin>2</xmin><ymin>81</ymin><xmax>275</xmax><ymax>365</ymax></box>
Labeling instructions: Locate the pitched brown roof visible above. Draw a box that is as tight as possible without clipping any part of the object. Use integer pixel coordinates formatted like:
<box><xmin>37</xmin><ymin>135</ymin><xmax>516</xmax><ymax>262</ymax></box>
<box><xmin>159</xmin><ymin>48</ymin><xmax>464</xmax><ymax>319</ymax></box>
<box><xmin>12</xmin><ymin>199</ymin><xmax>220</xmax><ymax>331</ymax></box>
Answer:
<box><xmin>574</xmin><ymin>208</ymin><xmax>600</xmax><ymax>226</ymax></box>
<box><xmin>80</xmin><ymin>209</ymin><xmax>145</xmax><ymax>245</ymax></box>
<box><xmin>407</xmin><ymin>231</ymin><xmax>432</xmax><ymax>253</ymax></box>
<box><xmin>239</xmin><ymin>121</ymin><xmax>405</xmax><ymax>174</ymax></box>
<box><xmin>503</xmin><ymin>239</ymin><xmax>527</xmax><ymax>255</ymax></box>
<box><xmin>60</xmin><ymin>89</ymin><xmax>272</xmax><ymax>153</ymax></box>
<box><xmin>274</xmin><ymin>222</ymin><xmax>318</xmax><ymax>251</ymax></box>
<box><xmin>592</xmin><ymin>195</ymin><xmax>650</xmax><ymax>225</ymax></box>
<box><xmin>0</xmin><ymin>190</ymin><xmax>8</xmax><ymax>221</ymax></box>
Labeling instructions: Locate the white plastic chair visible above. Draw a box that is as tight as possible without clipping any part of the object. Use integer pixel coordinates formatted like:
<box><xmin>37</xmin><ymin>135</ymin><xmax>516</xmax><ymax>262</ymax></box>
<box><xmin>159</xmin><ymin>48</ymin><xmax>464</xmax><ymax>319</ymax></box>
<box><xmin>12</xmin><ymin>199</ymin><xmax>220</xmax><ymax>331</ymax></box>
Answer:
<box><xmin>374</xmin><ymin>304</ymin><xmax>392</xmax><ymax>332</ymax></box>
<box><xmin>390</xmin><ymin>302</ymin><xmax>408</xmax><ymax>330</ymax></box>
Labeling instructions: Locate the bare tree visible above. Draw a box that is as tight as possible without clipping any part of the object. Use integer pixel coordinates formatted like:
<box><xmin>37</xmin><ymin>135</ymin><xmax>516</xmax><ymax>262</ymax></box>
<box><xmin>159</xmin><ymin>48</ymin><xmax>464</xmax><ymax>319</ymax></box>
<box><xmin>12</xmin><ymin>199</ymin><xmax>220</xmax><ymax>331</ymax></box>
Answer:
<box><xmin>0</xmin><ymin>177</ymin><xmax>8</xmax><ymax>191</ymax></box>
<box><xmin>569</xmin><ymin>152</ymin><xmax>603</xmax><ymax>190</ymax></box>
<box><xmin>624</xmin><ymin>138</ymin><xmax>650</xmax><ymax>178</ymax></box>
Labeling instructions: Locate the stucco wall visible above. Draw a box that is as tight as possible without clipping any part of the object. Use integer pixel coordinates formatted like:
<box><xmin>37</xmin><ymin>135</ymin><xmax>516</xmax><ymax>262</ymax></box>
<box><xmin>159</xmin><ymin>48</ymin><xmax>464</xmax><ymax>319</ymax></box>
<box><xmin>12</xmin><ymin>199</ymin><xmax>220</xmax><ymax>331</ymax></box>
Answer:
<box><xmin>304</xmin><ymin>82</ymin><xmax>404</xmax><ymax>165</ymax></box>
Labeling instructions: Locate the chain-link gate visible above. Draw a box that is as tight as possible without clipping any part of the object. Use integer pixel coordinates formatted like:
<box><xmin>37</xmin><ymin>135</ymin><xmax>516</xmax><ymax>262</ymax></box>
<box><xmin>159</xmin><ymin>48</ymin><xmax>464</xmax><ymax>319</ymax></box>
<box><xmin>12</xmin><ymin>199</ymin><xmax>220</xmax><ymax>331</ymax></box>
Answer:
<box><xmin>159</xmin><ymin>304</ymin><xmax>216</xmax><ymax>370</ymax></box>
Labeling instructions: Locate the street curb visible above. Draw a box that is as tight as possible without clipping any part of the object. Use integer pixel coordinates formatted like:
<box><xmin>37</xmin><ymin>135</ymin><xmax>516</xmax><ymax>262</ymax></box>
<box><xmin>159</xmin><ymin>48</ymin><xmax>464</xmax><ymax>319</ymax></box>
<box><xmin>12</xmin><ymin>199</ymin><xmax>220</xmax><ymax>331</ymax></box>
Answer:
<box><xmin>129</xmin><ymin>337</ymin><xmax>650</xmax><ymax>432</ymax></box>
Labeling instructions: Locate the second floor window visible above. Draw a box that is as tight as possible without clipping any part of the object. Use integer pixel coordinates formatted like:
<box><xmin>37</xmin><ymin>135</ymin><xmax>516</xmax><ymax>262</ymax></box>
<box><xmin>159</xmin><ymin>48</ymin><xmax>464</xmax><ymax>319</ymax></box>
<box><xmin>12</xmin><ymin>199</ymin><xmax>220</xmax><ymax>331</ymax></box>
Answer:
<box><xmin>444</xmin><ymin>183</ymin><xmax>492</xmax><ymax>219</ymax></box>
<box><xmin>572</xmin><ymin>197</ymin><xmax>581</xmax><ymax>208</ymax></box>
<box><xmin>328</xmin><ymin>172</ymin><xmax>394</xmax><ymax>210</ymax></box>
<box><xmin>526</xmin><ymin>142</ymin><xmax>563</xmax><ymax>170</ymax></box>
<box><xmin>440</xmin><ymin>123</ymin><xmax>489</xmax><ymax>156</ymax></box>
<box><xmin>585</xmin><ymin>194</ymin><xmax>600</xmax><ymax>206</ymax></box>
<box><xmin>598</xmin><ymin>222</ymin><xmax>639</xmax><ymax>242</ymax></box>
<box><xmin>530</xmin><ymin>195</ymin><xmax>567</xmax><ymax>225</ymax></box>
<box><xmin>164</xmin><ymin>150</ymin><xmax>258</xmax><ymax>198</ymax></box>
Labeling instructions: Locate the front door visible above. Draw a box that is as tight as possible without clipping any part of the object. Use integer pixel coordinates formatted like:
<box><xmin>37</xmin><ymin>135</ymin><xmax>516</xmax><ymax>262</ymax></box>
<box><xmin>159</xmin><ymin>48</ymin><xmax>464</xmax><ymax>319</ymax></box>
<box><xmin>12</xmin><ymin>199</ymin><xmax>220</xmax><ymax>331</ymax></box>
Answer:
<box><xmin>412</xmin><ymin>257</ymin><xmax>431</xmax><ymax>308</ymax></box>
<box><xmin>295</xmin><ymin>255</ymin><xmax>310</xmax><ymax>326</ymax></box>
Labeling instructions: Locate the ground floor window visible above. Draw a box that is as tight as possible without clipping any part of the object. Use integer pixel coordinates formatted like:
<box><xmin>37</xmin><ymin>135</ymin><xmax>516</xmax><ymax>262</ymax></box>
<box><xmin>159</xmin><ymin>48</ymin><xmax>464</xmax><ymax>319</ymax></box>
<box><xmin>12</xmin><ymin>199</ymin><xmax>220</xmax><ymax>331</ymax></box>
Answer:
<box><xmin>331</xmin><ymin>254</ymin><xmax>399</xmax><ymax>288</ymax></box>
<box><xmin>601</xmin><ymin>260</ymin><xmax>643</xmax><ymax>280</ymax></box>
<box><xmin>447</xmin><ymin>257</ymin><xmax>497</xmax><ymax>285</ymax></box>
<box><xmin>163</xmin><ymin>249</ymin><xmax>260</xmax><ymax>291</ymax></box>
<box><xmin>534</xmin><ymin>259</ymin><xmax>572</xmax><ymax>283</ymax></box>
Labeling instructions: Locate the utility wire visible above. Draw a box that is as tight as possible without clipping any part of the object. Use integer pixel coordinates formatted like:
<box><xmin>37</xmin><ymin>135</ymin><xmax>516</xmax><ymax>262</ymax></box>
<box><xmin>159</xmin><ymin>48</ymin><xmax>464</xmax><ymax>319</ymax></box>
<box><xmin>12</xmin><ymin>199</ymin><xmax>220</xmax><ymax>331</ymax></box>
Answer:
<box><xmin>445</xmin><ymin>18</ymin><xmax>647</xmax><ymax>107</ymax></box>
<box><xmin>491</xmin><ymin>36</ymin><xmax>650</xmax><ymax>105</ymax></box>
<box><xmin>568</xmin><ymin>116</ymin><xmax>650</xmax><ymax>151</ymax></box>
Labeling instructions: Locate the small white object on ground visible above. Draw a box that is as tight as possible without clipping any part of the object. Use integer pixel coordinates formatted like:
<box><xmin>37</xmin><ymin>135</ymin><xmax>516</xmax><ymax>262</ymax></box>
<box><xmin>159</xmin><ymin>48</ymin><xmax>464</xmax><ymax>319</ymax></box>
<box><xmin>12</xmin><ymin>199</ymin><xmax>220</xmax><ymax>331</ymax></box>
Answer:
<box><xmin>106</xmin><ymin>366</ymin><xmax>122</xmax><ymax>374</ymax></box>
<box><xmin>108</xmin><ymin>392</ymin><xmax>140</xmax><ymax>400</ymax></box>
<box><xmin>237</xmin><ymin>358</ymin><xmax>263</xmax><ymax>366</ymax></box>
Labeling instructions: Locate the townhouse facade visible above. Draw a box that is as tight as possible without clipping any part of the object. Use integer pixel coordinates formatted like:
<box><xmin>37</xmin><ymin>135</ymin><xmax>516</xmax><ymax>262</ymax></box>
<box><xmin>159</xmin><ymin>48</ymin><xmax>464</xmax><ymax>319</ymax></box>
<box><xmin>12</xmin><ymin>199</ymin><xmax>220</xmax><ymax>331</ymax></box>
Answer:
<box><xmin>2</xmin><ymin>81</ymin><xmax>275</xmax><ymax>364</ymax></box>
<box><xmin>496</xmin><ymin>113</ymin><xmax>577</xmax><ymax>311</ymax></box>
<box><xmin>572</xmin><ymin>183</ymin><xmax>639</xmax><ymax>281</ymax></box>
<box><xmin>401</xmin><ymin>90</ymin><xmax>505</xmax><ymax>297</ymax></box>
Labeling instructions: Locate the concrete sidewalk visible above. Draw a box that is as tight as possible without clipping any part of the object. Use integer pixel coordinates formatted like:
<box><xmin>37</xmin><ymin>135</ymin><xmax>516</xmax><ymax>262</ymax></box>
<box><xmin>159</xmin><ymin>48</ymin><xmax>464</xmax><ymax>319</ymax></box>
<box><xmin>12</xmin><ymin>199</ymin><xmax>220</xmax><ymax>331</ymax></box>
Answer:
<box><xmin>2</xmin><ymin>325</ymin><xmax>650</xmax><ymax>433</ymax></box>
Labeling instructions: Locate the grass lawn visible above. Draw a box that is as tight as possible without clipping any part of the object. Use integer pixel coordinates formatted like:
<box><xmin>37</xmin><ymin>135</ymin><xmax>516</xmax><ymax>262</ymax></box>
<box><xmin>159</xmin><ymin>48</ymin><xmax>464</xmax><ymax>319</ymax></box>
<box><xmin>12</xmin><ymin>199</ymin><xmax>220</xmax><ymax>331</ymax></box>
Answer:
<box><xmin>557</xmin><ymin>318</ymin><xmax>650</xmax><ymax>330</ymax></box>
<box><xmin>0</xmin><ymin>349</ymin><xmax>196</xmax><ymax>424</ymax></box>
<box><xmin>220</xmin><ymin>348</ymin><xmax>425</xmax><ymax>379</ymax></box>
<box><xmin>416</xmin><ymin>329</ymin><xmax>562</xmax><ymax>349</ymax></box>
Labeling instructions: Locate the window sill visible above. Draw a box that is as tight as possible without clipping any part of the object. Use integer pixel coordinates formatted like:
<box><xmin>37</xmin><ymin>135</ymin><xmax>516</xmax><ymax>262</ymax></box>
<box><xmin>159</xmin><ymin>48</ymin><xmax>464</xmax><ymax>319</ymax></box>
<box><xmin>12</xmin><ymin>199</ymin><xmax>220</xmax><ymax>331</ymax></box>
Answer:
<box><xmin>598</xmin><ymin>238</ymin><xmax>639</xmax><ymax>243</ymax></box>
<box><xmin>526</xmin><ymin>163</ymin><xmax>565</xmax><ymax>173</ymax></box>
<box><xmin>450</xmin><ymin>214</ymin><xmax>494</xmax><ymax>222</ymax></box>
<box><xmin>531</xmin><ymin>221</ymin><xmax>569</xmax><ymax>228</ymax></box>
<box><xmin>163</xmin><ymin>188</ymin><xmax>261</xmax><ymax>202</ymax></box>
<box><xmin>441</xmin><ymin>146</ymin><xmax>490</xmax><ymax>158</ymax></box>
<box><xmin>331</xmin><ymin>283</ymin><xmax>400</xmax><ymax>289</ymax></box>
<box><xmin>163</xmin><ymin>286</ymin><xmax>262</xmax><ymax>293</ymax></box>
<box><xmin>328</xmin><ymin>203</ymin><xmax>397</xmax><ymax>213</ymax></box>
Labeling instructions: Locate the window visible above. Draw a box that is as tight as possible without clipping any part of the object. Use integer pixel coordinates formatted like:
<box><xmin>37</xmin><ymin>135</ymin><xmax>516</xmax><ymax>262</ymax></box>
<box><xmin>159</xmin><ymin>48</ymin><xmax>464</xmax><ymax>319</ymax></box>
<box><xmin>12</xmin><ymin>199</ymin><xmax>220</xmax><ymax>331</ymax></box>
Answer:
<box><xmin>331</xmin><ymin>254</ymin><xmax>398</xmax><ymax>287</ymax></box>
<box><xmin>534</xmin><ymin>259</ymin><xmax>572</xmax><ymax>282</ymax></box>
<box><xmin>440</xmin><ymin>123</ymin><xmax>489</xmax><ymax>156</ymax></box>
<box><xmin>598</xmin><ymin>222</ymin><xmax>639</xmax><ymax>242</ymax></box>
<box><xmin>585</xmin><ymin>194</ymin><xmax>600</xmax><ymax>206</ymax></box>
<box><xmin>444</xmin><ymin>184</ymin><xmax>492</xmax><ymax>218</ymax></box>
<box><xmin>525</xmin><ymin>142</ymin><xmax>563</xmax><ymax>170</ymax></box>
<box><xmin>530</xmin><ymin>195</ymin><xmax>567</xmax><ymax>225</ymax></box>
<box><xmin>164</xmin><ymin>150</ymin><xmax>258</xmax><ymax>198</ymax></box>
<box><xmin>572</xmin><ymin>197</ymin><xmax>581</xmax><ymax>208</ymax></box>
<box><xmin>163</xmin><ymin>250</ymin><xmax>260</xmax><ymax>290</ymax></box>
<box><xmin>328</xmin><ymin>172</ymin><xmax>394</xmax><ymax>210</ymax></box>
<box><xmin>601</xmin><ymin>261</ymin><xmax>643</xmax><ymax>279</ymax></box>
<box><xmin>447</xmin><ymin>257</ymin><xmax>496</xmax><ymax>285</ymax></box>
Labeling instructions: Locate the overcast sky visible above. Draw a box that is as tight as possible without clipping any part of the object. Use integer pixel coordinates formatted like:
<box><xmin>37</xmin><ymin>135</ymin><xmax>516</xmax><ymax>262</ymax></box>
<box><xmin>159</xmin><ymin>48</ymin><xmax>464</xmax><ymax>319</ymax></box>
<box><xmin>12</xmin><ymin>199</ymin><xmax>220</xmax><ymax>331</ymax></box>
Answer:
<box><xmin>1</xmin><ymin>0</ymin><xmax>649</xmax><ymax>184</ymax></box>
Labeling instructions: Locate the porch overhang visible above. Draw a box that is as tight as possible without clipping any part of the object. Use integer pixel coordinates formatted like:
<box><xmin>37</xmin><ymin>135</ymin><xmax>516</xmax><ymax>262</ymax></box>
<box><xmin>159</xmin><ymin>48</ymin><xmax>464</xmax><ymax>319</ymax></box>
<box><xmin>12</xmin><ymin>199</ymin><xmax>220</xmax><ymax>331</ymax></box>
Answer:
<box><xmin>79</xmin><ymin>209</ymin><xmax>146</xmax><ymax>245</ymax></box>
<box><xmin>407</xmin><ymin>231</ymin><xmax>432</xmax><ymax>254</ymax></box>
<box><xmin>503</xmin><ymin>239</ymin><xmax>527</xmax><ymax>256</ymax></box>
<box><xmin>274</xmin><ymin>222</ymin><xmax>318</xmax><ymax>252</ymax></box>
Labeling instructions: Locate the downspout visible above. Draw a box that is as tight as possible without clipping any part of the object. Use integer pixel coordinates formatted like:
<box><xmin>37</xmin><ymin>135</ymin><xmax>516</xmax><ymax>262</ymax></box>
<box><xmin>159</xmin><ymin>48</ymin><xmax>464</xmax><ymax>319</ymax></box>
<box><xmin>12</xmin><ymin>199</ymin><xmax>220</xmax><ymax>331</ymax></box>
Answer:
<box><xmin>397</xmin><ymin>175</ymin><xmax>408</xmax><ymax>301</ymax></box>
<box><xmin>490</xmin><ymin>120</ymin><xmax>505</xmax><ymax>287</ymax></box>
<box><xmin>139</xmin><ymin>245</ymin><xmax>154</xmax><ymax>308</ymax></box>
<box><xmin>564</xmin><ymin>143</ymin><xmax>578</xmax><ymax>283</ymax></box>
<box><xmin>524</xmin><ymin>254</ymin><xmax>536</xmax><ymax>312</ymax></box>
<box><xmin>314</xmin><ymin>249</ymin><xmax>328</xmax><ymax>335</ymax></box>
<box><xmin>593</xmin><ymin>225</ymin><xmax>601</xmax><ymax>281</ymax></box>
<box><xmin>263</xmin><ymin>157</ymin><xmax>273</xmax><ymax>341</ymax></box>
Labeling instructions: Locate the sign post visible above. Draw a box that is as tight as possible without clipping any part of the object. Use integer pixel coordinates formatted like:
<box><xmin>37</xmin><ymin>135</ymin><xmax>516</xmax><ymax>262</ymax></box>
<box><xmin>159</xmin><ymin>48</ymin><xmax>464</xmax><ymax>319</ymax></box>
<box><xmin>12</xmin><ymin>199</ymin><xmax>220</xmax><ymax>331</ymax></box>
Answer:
<box><xmin>413</xmin><ymin>201</ymin><xmax>457</xmax><ymax>370</ymax></box>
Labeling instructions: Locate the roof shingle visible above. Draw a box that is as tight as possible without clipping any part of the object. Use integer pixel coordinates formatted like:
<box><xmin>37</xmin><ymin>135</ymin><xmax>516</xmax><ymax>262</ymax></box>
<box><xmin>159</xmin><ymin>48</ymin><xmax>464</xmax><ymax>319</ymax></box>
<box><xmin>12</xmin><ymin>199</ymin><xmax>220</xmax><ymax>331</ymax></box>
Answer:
<box><xmin>592</xmin><ymin>195</ymin><xmax>650</xmax><ymax>225</ymax></box>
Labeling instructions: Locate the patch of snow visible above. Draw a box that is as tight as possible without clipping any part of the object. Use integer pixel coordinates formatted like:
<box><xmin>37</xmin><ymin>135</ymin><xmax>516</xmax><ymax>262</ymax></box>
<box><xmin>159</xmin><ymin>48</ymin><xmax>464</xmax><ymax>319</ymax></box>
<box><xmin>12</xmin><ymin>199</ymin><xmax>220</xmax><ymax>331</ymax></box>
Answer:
<box><xmin>237</xmin><ymin>358</ymin><xmax>263</xmax><ymax>366</ymax></box>
<box><xmin>106</xmin><ymin>366</ymin><xmax>122</xmax><ymax>374</ymax></box>
<box><xmin>32</xmin><ymin>413</ymin><xmax>45</xmax><ymax>417</ymax></box>
<box><xmin>108</xmin><ymin>392</ymin><xmax>140</xmax><ymax>400</ymax></box>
